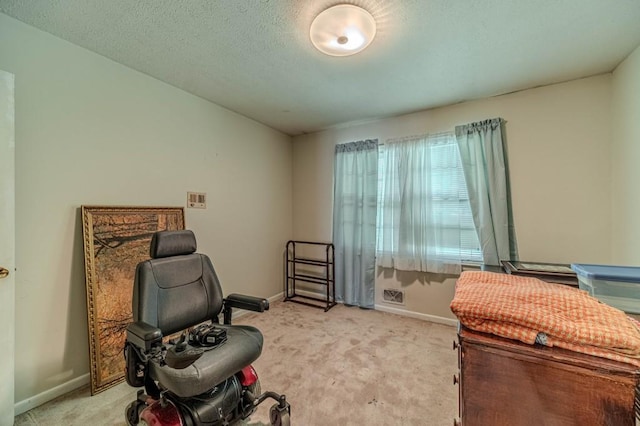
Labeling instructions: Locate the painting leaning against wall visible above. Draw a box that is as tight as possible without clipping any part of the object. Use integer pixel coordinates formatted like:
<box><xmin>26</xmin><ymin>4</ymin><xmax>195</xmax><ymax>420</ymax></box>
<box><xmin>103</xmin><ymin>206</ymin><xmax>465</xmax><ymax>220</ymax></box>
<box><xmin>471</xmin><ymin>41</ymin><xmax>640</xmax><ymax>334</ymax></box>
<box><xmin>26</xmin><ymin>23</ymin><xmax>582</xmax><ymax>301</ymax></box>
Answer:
<box><xmin>81</xmin><ymin>206</ymin><xmax>185</xmax><ymax>394</ymax></box>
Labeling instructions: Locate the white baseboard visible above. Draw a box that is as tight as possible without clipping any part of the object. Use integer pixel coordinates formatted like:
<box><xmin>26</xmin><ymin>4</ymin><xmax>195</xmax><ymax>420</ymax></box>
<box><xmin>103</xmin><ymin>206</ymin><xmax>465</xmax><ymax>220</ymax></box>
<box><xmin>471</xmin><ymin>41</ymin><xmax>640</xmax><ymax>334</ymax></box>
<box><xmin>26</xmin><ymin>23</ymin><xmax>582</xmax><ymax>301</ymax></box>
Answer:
<box><xmin>375</xmin><ymin>303</ymin><xmax>458</xmax><ymax>327</ymax></box>
<box><xmin>14</xmin><ymin>373</ymin><xmax>90</xmax><ymax>415</ymax></box>
<box><xmin>284</xmin><ymin>288</ymin><xmax>457</xmax><ymax>327</ymax></box>
<box><xmin>267</xmin><ymin>292</ymin><xmax>284</xmax><ymax>303</ymax></box>
<box><xmin>288</xmin><ymin>288</ymin><xmax>325</xmax><ymax>299</ymax></box>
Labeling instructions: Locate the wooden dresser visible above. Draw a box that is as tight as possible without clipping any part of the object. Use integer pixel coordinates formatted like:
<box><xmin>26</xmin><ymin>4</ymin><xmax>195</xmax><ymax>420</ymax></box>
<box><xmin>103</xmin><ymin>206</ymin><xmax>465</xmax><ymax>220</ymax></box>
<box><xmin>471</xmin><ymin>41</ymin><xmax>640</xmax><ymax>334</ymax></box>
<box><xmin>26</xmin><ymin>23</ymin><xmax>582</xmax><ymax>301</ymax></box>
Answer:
<box><xmin>454</xmin><ymin>326</ymin><xmax>640</xmax><ymax>426</ymax></box>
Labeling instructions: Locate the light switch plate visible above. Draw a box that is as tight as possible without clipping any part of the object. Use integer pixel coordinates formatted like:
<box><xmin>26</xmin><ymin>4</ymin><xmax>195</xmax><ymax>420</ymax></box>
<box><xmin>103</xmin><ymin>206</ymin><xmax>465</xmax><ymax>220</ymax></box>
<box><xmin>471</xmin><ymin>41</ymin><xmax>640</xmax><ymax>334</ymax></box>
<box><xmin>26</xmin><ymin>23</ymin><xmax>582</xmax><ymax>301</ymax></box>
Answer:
<box><xmin>187</xmin><ymin>192</ymin><xmax>206</xmax><ymax>209</ymax></box>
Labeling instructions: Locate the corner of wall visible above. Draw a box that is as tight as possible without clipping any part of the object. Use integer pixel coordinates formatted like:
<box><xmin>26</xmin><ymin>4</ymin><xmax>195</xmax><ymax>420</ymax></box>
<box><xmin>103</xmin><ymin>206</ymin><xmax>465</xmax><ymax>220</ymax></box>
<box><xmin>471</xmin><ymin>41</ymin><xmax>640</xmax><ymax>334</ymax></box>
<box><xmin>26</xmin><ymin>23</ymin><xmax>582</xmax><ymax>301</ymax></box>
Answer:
<box><xmin>611</xmin><ymin>44</ymin><xmax>640</xmax><ymax>264</ymax></box>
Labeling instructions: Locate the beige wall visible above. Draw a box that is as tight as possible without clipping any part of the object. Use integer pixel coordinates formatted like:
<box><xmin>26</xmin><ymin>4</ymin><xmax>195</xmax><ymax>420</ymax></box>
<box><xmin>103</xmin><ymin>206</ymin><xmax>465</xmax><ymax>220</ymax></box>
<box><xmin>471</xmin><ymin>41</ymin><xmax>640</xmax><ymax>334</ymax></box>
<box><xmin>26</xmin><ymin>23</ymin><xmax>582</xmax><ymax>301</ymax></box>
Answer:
<box><xmin>293</xmin><ymin>75</ymin><xmax>612</xmax><ymax>320</ymax></box>
<box><xmin>612</xmin><ymin>44</ymin><xmax>640</xmax><ymax>265</ymax></box>
<box><xmin>0</xmin><ymin>13</ymin><xmax>293</xmax><ymax>404</ymax></box>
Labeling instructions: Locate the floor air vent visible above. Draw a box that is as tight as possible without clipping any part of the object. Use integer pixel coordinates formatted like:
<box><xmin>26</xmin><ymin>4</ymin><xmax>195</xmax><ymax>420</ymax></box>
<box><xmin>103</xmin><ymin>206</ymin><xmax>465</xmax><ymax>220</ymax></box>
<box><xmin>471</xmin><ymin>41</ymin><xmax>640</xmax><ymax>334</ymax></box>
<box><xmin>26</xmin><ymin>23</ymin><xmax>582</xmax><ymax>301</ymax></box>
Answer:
<box><xmin>383</xmin><ymin>289</ymin><xmax>405</xmax><ymax>305</ymax></box>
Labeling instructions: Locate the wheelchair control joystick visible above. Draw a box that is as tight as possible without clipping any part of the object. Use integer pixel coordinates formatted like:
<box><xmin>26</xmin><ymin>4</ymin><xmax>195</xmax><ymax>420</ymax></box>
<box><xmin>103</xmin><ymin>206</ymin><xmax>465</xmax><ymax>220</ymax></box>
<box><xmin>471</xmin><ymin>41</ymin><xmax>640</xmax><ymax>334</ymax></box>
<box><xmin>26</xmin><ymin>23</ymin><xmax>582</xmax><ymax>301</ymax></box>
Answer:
<box><xmin>165</xmin><ymin>333</ymin><xmax>204</xmax><ymax>369</ymax></box>
<box><xmin>174</xmin><ymin>333</ymin><xmax>187</xmax><ymax>352</ymax></box>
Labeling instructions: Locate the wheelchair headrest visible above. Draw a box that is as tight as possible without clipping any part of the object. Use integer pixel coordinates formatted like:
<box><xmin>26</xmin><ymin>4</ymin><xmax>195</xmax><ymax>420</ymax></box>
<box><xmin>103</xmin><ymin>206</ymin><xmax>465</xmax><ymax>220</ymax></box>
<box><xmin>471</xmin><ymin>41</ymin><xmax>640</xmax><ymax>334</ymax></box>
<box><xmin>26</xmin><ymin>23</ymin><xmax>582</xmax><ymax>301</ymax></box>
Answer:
<box><xmin>150</xmin><ymin>230</ymin><xmax>197</xmax><ymax>259</ymax></box>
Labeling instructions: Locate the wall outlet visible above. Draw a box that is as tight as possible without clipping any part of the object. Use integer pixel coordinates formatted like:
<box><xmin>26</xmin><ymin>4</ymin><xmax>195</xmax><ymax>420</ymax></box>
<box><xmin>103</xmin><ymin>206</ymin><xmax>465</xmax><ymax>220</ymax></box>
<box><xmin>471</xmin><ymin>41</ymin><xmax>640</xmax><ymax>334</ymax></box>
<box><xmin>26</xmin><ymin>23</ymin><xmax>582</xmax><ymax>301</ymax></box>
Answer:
<box><xmin>187</xmin><ymin>192</ymin><xmax>206</xmax><ymax>209</ymax></box>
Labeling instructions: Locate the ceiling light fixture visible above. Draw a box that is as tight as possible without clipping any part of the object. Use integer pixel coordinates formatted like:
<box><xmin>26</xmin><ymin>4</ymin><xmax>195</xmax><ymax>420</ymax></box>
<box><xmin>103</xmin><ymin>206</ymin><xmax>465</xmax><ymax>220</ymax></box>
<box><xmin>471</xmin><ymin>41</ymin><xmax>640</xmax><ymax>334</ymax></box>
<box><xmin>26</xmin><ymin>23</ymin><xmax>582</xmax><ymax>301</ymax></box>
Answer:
<box><xmin>310</xmin><ymin>4</ymin><xmax>377</xmax><ymax>57</ymax></box>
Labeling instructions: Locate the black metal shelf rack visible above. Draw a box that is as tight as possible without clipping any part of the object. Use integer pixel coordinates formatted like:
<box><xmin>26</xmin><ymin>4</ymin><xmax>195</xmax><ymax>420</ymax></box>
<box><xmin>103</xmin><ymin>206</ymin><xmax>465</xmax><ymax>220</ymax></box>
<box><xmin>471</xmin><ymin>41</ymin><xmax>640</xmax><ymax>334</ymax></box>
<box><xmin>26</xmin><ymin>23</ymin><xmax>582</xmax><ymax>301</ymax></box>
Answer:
<box><xmin>284</xmin><ymin>240</ymin><xmax>336</xmax><ymax>312</ymax></box>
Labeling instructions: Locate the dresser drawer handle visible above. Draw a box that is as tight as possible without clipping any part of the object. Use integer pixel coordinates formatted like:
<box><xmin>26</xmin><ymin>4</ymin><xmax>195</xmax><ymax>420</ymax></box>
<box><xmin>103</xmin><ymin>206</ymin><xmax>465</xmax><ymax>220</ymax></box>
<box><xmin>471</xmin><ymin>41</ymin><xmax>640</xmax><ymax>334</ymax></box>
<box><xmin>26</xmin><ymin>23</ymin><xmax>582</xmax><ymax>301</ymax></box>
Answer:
<box><xmin>453</xmin><ymin>340</ymin><xmax>459</xmax><ymax>350</ymax></box>
<box><xmin>453</xmin><ymin>418</ymin><xmax>461</xmax><ymax>426</ymax></box>
<box><xmin>453</xmin><ymin>374</ymin><xmax>459</xmax><ymax>385</ymax></box>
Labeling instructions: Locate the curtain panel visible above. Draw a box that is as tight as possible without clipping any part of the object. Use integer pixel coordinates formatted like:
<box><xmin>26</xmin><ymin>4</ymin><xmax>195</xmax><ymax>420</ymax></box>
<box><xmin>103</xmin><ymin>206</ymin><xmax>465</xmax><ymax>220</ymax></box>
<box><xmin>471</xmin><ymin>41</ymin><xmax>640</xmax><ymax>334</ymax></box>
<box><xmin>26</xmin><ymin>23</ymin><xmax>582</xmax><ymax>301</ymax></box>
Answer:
<box><xmin>332</xmin><ymin>139</ymin><xmax>378</xmax><ymax>308</ymax></box>
<box><xmin>377</xmin><ymin>133</ymin><xmax>476</xmax><ymax>274</ymax></box>
<box><xmin>455</xmin><ymin>118</ymin><xmax>518</xmax><ymax>266</ymax></box>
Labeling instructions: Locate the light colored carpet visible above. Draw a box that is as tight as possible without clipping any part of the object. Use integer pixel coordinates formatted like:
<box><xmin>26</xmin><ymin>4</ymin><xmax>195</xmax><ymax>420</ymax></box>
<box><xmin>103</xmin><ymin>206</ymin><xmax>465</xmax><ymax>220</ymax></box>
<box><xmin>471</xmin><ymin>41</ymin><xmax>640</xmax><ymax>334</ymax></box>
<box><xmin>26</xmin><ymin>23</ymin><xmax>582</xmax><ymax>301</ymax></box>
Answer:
<box><xmin>15</xmin><ymin>301</ymin><xmax>458</xmax><ymax>425</ymax></box>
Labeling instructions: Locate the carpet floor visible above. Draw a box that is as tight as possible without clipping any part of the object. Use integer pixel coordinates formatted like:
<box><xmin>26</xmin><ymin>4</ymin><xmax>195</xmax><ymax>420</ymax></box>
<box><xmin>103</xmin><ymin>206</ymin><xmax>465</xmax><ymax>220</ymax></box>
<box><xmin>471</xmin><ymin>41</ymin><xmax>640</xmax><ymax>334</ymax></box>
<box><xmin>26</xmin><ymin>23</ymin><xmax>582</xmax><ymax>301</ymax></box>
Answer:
<box><xmin>15</xmin><ymin>301</ymin><xmax>458</xmax><ymax>425</ymax></box>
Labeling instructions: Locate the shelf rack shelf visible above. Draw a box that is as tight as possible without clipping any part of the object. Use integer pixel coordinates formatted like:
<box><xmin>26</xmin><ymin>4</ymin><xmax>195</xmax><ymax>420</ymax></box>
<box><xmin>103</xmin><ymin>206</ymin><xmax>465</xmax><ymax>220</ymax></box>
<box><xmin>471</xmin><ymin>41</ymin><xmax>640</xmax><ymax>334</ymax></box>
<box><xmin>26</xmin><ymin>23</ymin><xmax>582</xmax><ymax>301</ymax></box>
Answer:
<box><xmin>284</xmin><ymin>240</ymin><xmax>336</xmax><ymax>312</ymax></box>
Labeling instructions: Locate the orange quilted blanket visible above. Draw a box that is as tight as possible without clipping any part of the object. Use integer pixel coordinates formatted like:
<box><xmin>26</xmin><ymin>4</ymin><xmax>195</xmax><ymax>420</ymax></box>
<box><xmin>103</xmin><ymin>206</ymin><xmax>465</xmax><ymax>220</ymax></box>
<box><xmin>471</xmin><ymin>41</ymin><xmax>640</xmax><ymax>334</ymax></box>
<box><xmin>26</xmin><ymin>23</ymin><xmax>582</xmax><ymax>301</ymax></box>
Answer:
<box><xmin>450</xmin><ymin>271</ymin><xmax>640</xmax><ymax>367</ymax></box>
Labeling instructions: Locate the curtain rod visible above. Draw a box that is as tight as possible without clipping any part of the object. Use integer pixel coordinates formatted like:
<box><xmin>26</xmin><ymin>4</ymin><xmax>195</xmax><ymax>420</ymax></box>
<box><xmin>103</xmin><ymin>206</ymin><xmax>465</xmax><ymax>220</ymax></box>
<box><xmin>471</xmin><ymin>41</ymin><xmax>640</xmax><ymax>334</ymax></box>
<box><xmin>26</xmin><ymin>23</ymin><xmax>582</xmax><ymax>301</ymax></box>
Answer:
<box><xmin>381</xmin><ymin>130</ymin><xmax>454</xmax><ymax>146</ymax></box>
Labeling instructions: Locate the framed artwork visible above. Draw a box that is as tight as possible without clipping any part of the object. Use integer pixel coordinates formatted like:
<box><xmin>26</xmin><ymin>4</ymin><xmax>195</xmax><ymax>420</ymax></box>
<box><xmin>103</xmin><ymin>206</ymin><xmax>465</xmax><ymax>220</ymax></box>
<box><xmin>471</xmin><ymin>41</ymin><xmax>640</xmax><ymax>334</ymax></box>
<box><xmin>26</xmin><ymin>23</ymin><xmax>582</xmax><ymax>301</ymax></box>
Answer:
<box><xmin>81</xmin><ymin>206</ymin><xmax>185</xmax><ymax>394</ymax></box>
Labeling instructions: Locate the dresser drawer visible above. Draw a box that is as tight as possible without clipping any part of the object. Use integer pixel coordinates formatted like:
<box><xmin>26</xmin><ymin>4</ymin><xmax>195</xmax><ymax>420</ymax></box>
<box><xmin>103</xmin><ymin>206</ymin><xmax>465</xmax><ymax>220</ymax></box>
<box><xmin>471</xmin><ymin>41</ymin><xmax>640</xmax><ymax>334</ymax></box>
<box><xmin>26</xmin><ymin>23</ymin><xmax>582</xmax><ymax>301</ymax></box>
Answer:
<box><xmin>457</xmin><ymin>327</ymin><xmax>639</xmax><ymax>426</ymax></box>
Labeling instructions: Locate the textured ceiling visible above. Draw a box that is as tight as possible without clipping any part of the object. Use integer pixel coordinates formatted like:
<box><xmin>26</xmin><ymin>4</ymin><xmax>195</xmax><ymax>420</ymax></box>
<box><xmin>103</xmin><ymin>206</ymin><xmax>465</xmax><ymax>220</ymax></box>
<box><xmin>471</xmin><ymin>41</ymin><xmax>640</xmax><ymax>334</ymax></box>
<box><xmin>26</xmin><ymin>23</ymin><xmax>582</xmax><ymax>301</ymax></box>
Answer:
<box><xmin>2</xmin><ymin>0</ymin><xmax>640</xmax><ymax>136</ymax></box>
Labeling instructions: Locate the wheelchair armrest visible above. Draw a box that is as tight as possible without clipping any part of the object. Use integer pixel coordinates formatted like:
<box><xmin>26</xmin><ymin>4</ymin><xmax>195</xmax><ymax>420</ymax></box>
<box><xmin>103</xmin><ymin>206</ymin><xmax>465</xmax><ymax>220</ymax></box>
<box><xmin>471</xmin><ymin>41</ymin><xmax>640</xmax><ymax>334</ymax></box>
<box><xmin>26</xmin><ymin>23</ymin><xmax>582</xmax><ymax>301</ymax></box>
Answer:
<box><xmin>222</xmin><ymin>294</ymin><xmax>269</xmax><ymax>324</ymax></box>
<box><xmin>126</xmin><ymin>321</ymin><xmax>163</xmax><ymax>351</ymax></box>
<box><xmin>225</xmin><ymin>293</ymin><xmax>269</xmax><ymax>312</ymax></box>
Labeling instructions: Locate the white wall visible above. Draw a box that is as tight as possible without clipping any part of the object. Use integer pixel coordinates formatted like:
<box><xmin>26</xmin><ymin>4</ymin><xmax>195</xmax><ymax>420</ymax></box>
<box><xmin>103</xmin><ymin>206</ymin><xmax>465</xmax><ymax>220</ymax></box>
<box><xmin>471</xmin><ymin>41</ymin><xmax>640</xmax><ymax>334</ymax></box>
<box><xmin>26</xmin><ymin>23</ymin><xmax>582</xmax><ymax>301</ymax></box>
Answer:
<box><xmin>292</xmin><ymin>75</ymin><xmax>612</xmax><ymax>320</ymax></box>
<box><xmin>0</xmin><ymin>13</ymin><xmax>292</xmax><ymax>404</ymax></box>
<box><xmin>611</xmin><ymin>44</ymin><xmax>640</xmax><ymax>265</ymax></box>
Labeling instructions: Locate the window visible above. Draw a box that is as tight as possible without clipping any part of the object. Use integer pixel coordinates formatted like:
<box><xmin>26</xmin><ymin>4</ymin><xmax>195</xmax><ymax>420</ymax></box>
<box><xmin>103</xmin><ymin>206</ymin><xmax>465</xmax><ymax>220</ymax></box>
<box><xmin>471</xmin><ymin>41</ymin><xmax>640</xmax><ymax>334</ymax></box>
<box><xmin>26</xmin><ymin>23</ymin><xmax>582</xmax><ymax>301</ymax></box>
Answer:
<box><xmin>376</xmin><ymin>133</ymin><xmax>482</xmax><ymax>273</ymax></box>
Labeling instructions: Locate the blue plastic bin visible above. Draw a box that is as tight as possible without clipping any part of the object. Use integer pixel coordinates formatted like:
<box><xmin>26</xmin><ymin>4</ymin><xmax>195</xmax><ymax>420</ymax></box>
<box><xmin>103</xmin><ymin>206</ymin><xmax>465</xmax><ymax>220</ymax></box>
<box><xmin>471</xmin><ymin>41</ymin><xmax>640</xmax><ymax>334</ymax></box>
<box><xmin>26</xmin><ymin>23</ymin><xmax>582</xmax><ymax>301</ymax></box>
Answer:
<box><xmin>570</xmin><ymin>264</ymin><xmax>640</xmax><ymax>314</ymax></box>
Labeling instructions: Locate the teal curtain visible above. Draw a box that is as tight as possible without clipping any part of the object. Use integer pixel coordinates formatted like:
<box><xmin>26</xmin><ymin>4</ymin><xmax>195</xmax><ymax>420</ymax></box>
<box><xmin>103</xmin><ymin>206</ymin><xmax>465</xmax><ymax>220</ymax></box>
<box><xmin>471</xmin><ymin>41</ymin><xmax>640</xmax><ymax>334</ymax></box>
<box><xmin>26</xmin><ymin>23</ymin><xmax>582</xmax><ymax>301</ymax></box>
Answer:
<box><xmin>455</xmin><ymin>118</ymin><xmax>518</xmax><ymax>266</ymax></box>
<box><xmin>332</xmin><ymin>139</ymin><xmax>378</xmax><ymax>308</ymax></box>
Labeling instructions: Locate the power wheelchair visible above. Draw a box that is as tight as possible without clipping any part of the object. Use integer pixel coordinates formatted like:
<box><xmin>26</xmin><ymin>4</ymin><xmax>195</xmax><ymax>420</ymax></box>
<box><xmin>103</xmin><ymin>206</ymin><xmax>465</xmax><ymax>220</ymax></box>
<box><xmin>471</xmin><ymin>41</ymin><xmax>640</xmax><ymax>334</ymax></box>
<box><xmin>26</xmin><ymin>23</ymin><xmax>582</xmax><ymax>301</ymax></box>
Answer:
<box><xmin>124</xmin><ymin>230</ymin><xmax>290</xmax><ymax>426</ymax></box>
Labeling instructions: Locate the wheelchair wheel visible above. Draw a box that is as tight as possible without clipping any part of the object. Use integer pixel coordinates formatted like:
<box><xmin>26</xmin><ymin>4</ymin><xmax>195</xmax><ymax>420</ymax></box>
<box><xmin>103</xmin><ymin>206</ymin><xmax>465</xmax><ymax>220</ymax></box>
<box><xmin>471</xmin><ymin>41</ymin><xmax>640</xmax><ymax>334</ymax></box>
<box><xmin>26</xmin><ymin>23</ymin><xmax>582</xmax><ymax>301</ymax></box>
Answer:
<box><xmin>125</xmin><ymin>401</ymin><xmax>139</xmax><ymax>426</ymax></box>
<box><xmin>269</xmin><ymin>403</ymin><xmax>290</xmax><ymax>426</ymax></box>
<box><xmin>247</xmin><ymin>378</ymin><xmax>261</xmax><ymax>398</ymax></box>
<box><xmin>241</xmin><ymin>378</ymin><xmax>262</xmax><ymax>419</ymax></box>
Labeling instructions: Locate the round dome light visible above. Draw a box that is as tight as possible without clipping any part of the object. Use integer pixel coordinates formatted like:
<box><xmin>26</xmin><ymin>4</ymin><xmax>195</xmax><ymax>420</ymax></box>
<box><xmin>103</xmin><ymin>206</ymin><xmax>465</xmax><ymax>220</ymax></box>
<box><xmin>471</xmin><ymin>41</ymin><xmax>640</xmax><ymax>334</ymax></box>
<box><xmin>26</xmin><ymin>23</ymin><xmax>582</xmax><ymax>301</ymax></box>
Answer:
<box><xmin>310</xmin><ymin>4</ymin><xmax>377</xmax><ymax>57</ymax></box>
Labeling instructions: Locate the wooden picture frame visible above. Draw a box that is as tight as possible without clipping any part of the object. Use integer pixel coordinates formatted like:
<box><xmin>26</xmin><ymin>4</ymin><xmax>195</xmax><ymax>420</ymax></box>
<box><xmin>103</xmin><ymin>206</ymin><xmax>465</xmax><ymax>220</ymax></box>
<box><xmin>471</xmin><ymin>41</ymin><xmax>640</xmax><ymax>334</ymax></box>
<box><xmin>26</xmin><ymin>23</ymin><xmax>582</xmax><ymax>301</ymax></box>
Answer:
<box><xmin>81</xmin><ymin>206</ymin><xmax>185</xmax><ymax>394</ymax></box>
